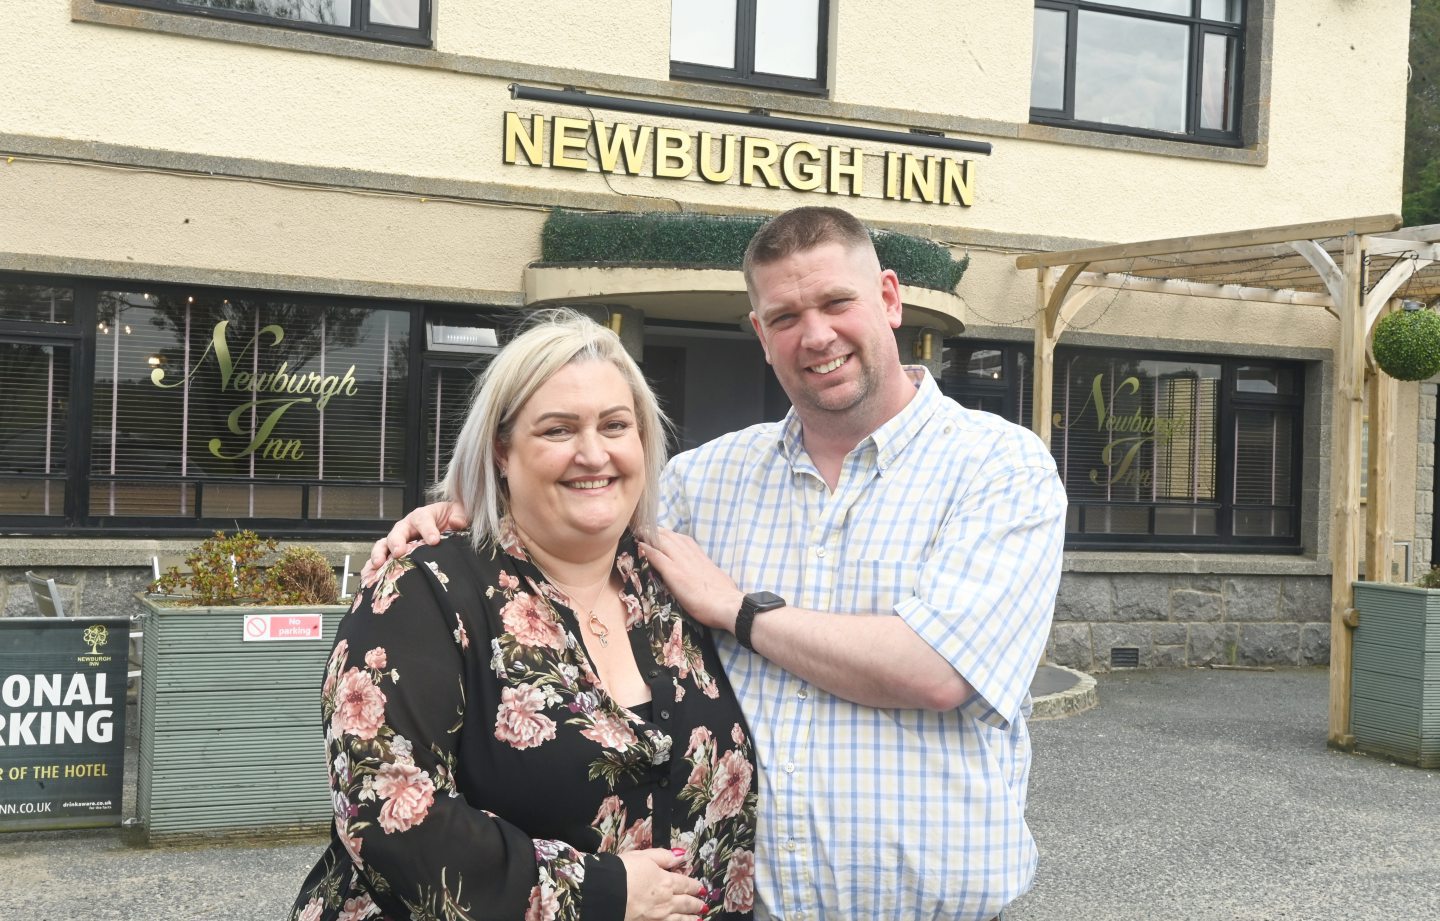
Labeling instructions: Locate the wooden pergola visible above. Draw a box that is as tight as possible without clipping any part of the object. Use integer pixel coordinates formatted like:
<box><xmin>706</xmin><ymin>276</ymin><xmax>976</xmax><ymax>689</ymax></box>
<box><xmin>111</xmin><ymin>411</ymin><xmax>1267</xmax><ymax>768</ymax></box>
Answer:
<box><xmin>1015</xmin><ymin>214</ymin><xmax>1440</xmax><ymax>747</ymax></box>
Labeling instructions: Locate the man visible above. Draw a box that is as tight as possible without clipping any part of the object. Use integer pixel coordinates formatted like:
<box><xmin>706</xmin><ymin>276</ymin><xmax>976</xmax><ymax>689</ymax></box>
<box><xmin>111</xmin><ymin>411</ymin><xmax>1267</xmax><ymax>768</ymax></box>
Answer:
<box><xmin>373</xmin><ymin>206</ymin><xmax>1066</xmax><ymax>920</ymax></box>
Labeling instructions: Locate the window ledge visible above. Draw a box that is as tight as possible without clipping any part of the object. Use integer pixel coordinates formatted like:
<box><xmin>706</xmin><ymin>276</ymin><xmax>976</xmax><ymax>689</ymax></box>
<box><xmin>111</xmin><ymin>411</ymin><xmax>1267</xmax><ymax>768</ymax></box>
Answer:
<box><xmin>1063</xmin><ymin>550</ymin><xmax>1327</xmax><ymax>577</ymax></box>
<box><xmin>0</xmin><ymin>537</ymin><xmax>374</xmax><ymax>569</ymax></box>
<box><xmin>1018</xmin><ymin>122</ymin><xmax>1267</xmax><ymax>166</ymax></box>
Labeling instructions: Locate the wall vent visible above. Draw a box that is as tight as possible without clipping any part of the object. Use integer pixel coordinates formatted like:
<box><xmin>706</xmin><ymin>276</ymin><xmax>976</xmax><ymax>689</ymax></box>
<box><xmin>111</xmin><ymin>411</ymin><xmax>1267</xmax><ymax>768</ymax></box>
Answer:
<box><xmin>1110</xmin><ymin>646</ymin><xmax>1140</xmax><ymax>669</ymax></box>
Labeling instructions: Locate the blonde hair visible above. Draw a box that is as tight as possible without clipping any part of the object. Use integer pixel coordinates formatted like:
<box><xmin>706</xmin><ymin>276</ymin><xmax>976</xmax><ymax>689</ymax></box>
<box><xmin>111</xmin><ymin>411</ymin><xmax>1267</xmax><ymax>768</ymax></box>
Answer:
<box><xmin>439</xmin><ymin>308</ymin><xmax>669</xmax><ymax>550</ymax></box>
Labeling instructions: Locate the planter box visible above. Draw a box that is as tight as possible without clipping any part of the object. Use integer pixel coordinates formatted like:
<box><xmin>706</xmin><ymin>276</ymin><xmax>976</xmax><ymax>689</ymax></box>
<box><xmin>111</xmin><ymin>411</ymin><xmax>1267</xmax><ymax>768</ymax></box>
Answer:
<box><xmin>1351</xmin><ymin>582</ymin><xmax>1440</xmax><ymax>769</ymax></box>
<box><xmin>134</xmin><ymin>595</ymin><xmax>343</xmax><ymax>843</ymax></box>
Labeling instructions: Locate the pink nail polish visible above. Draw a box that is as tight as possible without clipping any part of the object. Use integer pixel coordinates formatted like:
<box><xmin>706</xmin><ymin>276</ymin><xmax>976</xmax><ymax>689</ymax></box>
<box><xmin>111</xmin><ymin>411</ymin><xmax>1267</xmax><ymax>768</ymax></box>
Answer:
<box><xmin>671</xmin><ymin>847</ymin><xmax>686</xmax><ymax>857</ymax></box>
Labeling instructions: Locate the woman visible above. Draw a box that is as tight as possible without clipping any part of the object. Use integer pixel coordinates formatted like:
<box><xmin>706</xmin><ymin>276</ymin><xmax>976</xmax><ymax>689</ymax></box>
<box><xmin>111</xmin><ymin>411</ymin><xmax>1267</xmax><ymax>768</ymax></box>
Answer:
<box><xmin>292</xmin><ymin>312</ymin><xmax>757</xmax><ymax>921</ymax></box>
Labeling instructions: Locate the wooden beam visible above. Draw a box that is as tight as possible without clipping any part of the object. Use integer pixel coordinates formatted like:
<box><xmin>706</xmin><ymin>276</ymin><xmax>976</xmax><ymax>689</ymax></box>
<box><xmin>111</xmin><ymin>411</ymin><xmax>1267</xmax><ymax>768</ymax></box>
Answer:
<box><xmin>1365</xmin><ymin>355</ymin><xmax>1397</xmax><ymax>588</ymax></box>
<box><xmin>1290</xmin><ymin>240</ymin><xmax>1345</xmax><ymax>304</ymax></box>
<box><xmin>1073</xmin><ymin>272</ymin><xmax>1335</xmax><ymax>308</ymax></box>
<box><xmin>1329</xmin><ymin>234</ymin><xmax>1366</xmax><ymax>749</ymax></box>
<box><xmin>1363</xmin><ymin>256</ymin><xmax>1434</xmax><ymax>332</ymax></box>
<box><xmin>1015</xmin><ymin>214</ymin><xmax>1400</xmax><ymax>271</ymax></box>
<box><xmin>1359</xmin><ymin>236</ymin><xmax>1440</xmax><ymax>260</ymax></box>
<box><xmin>1033</xmin><ymin>269</ymin><xmax>1057</xmax><ymax>448</ymax></box>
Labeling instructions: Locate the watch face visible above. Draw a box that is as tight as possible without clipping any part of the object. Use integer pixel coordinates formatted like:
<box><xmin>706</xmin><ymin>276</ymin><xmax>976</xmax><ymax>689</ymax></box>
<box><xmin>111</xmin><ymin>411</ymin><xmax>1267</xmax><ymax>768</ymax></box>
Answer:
<box><xmin>746</xmin><ymin>591</ymin><xmax>786</xmax><ymax>610</ymax></box>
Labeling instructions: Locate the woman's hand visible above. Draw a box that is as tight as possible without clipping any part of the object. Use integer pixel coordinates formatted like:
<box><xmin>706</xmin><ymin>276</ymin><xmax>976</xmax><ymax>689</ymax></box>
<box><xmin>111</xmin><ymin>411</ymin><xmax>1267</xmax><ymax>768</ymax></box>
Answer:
<box><xmin>619</xmin><ymin>849</ymin><xmax>709</xmax><ymax>921</ymax></box>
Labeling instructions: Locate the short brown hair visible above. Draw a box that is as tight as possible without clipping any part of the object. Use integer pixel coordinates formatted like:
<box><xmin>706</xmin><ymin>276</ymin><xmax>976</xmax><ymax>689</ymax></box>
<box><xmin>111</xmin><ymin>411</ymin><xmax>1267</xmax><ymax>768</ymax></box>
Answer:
<box><xmin>741</xmin><ymin>206</ymin><xmax>874</xmax><ymax>287</ymax></box>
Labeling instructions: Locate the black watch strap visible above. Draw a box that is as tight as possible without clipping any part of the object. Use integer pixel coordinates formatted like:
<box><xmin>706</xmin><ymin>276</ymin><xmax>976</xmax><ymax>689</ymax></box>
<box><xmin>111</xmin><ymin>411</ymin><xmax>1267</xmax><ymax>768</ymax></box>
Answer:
<box><xmin>735</xmin><ymin>591</ymin><xmax>786</xmax><ymax>651</ymax></box>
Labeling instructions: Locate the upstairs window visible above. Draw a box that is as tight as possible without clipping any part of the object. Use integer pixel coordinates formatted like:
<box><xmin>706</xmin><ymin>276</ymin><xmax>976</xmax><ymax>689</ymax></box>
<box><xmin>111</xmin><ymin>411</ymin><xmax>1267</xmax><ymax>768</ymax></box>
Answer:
<box><xmin>671</xmin><ymin>0</ymin><xmax>829</xmax><ymax>94</ymax></box>
<box><xmin>1030</xmin><ymin>1</ymin><xmax>1244</xmax><ymax>144</ymax></box>
<box><xmin>102</xmin><ymin>0</ymin><xmax>431</xmax><ymax>45</ymax></box>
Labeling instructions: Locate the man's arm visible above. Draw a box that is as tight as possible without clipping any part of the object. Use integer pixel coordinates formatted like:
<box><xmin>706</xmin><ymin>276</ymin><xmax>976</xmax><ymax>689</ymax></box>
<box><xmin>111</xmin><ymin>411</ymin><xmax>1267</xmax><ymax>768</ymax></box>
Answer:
<box><xmin>641</xmin><ymin>527</ymin><xmax>972</xmax><ymax>711</ymax></box>
<box><xmin>643</xmin><ymin>457</ymin><xmax>1066</xmax><ymax>719</ymax></box>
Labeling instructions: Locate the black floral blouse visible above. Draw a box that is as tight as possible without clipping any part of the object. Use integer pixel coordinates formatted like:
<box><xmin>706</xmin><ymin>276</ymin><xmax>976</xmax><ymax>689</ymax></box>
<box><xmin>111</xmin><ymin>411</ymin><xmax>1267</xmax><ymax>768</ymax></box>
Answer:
<box><xmin>291</xmin><ymin>529</ymin><xmax>757</xmax><ymax>921</ymax></box>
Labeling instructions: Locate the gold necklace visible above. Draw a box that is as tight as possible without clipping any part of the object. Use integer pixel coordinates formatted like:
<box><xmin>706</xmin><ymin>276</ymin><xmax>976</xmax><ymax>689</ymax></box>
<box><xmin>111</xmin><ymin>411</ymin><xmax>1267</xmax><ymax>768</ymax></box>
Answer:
<box><xmin>538</xmin><ymin>569</ymin><xmax>615</xmax><ymax>648</ymax></box>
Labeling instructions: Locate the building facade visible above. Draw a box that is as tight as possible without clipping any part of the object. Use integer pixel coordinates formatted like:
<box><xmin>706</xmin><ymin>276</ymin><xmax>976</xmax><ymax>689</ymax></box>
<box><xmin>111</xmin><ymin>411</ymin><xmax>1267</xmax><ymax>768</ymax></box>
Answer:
<box><xmin>0</xmin><ymin>0</ymin><xmax>1430</xmax><ymax>670</ymax></box>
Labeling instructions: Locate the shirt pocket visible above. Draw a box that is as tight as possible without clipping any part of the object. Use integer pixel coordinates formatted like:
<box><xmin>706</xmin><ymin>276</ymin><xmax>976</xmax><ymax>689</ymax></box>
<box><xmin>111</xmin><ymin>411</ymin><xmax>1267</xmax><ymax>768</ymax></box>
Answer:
<box><xmin>834</xmin><ymin>558</ymin><xmax>921</xmax><ymax>616</ymax></box>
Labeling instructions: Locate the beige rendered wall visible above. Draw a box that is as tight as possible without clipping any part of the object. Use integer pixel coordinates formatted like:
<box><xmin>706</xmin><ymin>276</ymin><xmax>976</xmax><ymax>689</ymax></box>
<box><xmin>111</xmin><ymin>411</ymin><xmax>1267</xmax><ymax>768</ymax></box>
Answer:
<box><xmin>0</xmin><ymin>1</ymin><xmax>1410</xmax><ymax>246</ymax></box>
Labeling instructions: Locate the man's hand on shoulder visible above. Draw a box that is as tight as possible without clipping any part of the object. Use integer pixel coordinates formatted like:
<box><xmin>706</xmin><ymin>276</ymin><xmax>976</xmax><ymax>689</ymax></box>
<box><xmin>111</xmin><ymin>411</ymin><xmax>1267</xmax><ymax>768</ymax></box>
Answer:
<box><xmin>363</xmin><ymin>501</ymin><xmax>470</xmax><ymax>581</ymax></box>
<box><xmin>637</xmin><ymin>528</ymin><xmax>745</xmax><ymax>633</ymax></box>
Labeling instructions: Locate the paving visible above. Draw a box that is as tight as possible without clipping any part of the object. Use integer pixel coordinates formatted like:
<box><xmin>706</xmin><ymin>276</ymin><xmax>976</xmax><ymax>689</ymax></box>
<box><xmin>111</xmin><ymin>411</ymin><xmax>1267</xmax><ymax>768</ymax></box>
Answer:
<box><xmin>1</xmin><ymin>667</ymin><xmax>1436</xmax><ymax>920</ymax></box>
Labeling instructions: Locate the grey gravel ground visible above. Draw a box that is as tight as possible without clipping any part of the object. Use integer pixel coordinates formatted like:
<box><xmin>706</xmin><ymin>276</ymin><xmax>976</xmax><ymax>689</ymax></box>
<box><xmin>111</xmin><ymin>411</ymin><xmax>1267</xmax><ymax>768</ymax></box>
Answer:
<box><xmin>1008</xmin><ymin>667</ymin><xmax>1440</xmax><ymax>921</ymax></box>
<box><xmin>1</xmin><ymin>667</ymin><xmax>1435</xmax><ymax>920</ymax></box>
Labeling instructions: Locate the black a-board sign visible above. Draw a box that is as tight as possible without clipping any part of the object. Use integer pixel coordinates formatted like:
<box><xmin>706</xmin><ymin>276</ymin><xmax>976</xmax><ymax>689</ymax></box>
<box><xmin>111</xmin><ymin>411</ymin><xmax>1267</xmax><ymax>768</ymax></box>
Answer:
<box><xmin>0</xmin><ymin>616</ymin><xmax>130</xmax><ymax>830</ymax></box>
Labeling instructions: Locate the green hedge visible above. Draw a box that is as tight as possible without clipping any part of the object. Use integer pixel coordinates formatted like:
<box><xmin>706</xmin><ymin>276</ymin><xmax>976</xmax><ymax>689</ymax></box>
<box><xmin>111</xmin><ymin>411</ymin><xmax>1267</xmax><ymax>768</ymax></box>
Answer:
<box><xmin>539</xmin><ymin>210</ymin><xmax>968</xmax><ymax>293</ymax></box>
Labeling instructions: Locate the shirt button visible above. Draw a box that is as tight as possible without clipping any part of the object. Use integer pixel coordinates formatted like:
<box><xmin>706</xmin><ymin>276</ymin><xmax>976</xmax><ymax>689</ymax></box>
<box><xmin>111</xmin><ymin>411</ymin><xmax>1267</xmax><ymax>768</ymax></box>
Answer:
<box><xmin>797</xmin><ymin>688</ymin><xmax>808</xmax><ymax>700</ymax></box>
<box><xmin>815</xmin><ymin>547</ymin><xmax>826</xmax><ymax>558</ymax></box>
<box><xmin>659</xmin><ymin>709</ymin><xmax>671</xmax><ymax>720</ymax></box>
<box><xmin>659</xmin><ymin>777</ymin><xmax>670</xmax><ymax>788</ymax></box>
<box><xmin>786</xmin><ymin>840</ymin><xmax>798</xmax><ymax>852</ymax></box>
<box><xmin>784</xmin><ymin>762</ymin><xmax>795</xmax><ymax>774</ymax></box>
<box><xmin>648</xmin><ymin>669</ymin><xmax>658</xmax><ymax>679</ymax></box>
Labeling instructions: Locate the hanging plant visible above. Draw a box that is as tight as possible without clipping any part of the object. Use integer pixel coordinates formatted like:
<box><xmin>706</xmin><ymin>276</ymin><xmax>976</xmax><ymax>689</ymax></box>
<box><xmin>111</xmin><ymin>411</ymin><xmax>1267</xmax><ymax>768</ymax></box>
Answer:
<box><xmin>1372</xmin><ymin>305</ymin><xmax>1440</xmax><ymax>381</ymax></box>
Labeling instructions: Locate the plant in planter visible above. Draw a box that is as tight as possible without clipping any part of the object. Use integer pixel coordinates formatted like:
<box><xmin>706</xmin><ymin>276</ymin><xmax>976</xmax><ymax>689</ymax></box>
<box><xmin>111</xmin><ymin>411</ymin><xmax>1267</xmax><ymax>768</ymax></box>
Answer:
<box><xmin>136</xmin><ymin>531</ymin><xmax>345</xmax><ymax>843</ymax></box>
<box><xmin>151</xmin><ymin>530</ymin><xmax>338</xmax><ymax>605</ymax></box>
<box><xmin>1372</xmin><ymin>300</ymin><xmax>1440</xmax><ymax>382</ymax></box>
<box><xmin>1350</xmin><ymin>565</ymin><xmax>1440</xmax><ymax>768</ymax></box>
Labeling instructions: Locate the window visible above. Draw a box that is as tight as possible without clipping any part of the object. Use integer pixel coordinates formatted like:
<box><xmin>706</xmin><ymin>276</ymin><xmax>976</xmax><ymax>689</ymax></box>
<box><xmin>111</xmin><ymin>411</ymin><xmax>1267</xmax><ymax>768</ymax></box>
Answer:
<box><xmin>101</xmin><ymin>0</ymin><xmax>431</xmax><ymax>45</ymax></box>
<box><xmin>941</xmin><ymin>340</ymin><xmax>1302</xmax><ymax>551</ymax></box>
<box><xmin>671</xmin><ymin>0</ymin><xmax>829</xmax><ymax>93</ymax></box>
<box><xmin>1030</xmin><ymin>1</ymin><xmax>1244</xmax><ymax>144</ymax></box>
<box><xmin>88</xmin><ymin>289</ymin><xmax>411</xmax><ymax>523</ymax></box>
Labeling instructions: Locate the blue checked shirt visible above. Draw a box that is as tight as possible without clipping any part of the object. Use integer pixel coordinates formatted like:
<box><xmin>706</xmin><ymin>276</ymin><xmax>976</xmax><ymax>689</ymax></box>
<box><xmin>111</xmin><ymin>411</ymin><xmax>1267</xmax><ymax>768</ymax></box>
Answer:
<box><xmin>658</xmin><ymin>372</ymin><xmax>1066</xmax><ymax>921</ymax></box>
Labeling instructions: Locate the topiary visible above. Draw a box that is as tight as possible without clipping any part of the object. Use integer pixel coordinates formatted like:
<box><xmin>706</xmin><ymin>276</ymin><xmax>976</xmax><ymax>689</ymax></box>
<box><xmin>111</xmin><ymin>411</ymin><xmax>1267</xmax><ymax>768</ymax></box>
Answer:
<box><xmin>264</xmin><ymin>546</ymin><xmax>340</xmax><ymax>605</ymax></box>
<box><xmin>1372</xmin><ymin>305</ymin><xmax>1440</xmax><ymax>381</ymax></box>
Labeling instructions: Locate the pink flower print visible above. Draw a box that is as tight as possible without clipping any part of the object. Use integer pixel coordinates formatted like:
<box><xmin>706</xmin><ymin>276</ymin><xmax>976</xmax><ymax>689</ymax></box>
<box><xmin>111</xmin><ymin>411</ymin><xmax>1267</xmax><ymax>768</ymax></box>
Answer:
<box><xmin>620</xmin><ymin>592</ymin><xmax>644</xmax><ymax>629</ymax></box>
<box><xmin>501</xmin><ymin>593</ymin><xmax>566</xmax><ymax>650</ymax></box>
<box><xmin>705</xmin><ymin>749</ymin><xmax>752</xmax><ymax>823</ymax></box>
<box><xmin>454</xmin><ymin>613</ymin><xmax>470</xmax><ymax>650</ymax></box>
<box><xmin>336</xmin><ymin>815</ymin><xmax>364</xmax><ymax>867</ymax></box>
<box><xmin>297</xmin><ymin>896</ymin><xmax>325</xmax><ymax>921</ymax></box>
<box><xmin>662</xmin><ymin>622</ymin><xmax>690</xmax><ymax>677</ymax></box>
<box><xmin>372</xmin><ymin>762</ymin><xmax>435</xmax><ymax>834</ymax></box>
<box><xmin>494</xmin><ymin>685</ymin><xmax>557</xmax><ymax>750</ymax></box>
<box><xmin>323</xmin><ymin>639</ymin><xmax>349</xmax><ymax>696</ymax></box>
<box><xmin>723</xmin><ymin>849</ymin><xmax>755</xmax><ymax>913</ymax></box>
<box><xmin>616</xmin><ymin>551</ymin><xmax>635</xmax><ymax>581</ymax></box>
<box><xmin>364</xmin><ymin>647</ymin><xmax>387</xmax><ymax>671</ymax></box>
<box><xmin>685</xmin><ymin>725</ymin><xmax>713</xmax><ymax>758</ymax></box>
<box><xmin>350</xmin><ymin>592</ymin><xmax>364</xmax><ymax>613</ymax></box>
<box><xmin>731</xmin><ymin>723</ymin><xmax>746</xmax><ymax>747</ymax></box>
<box><xmin>334</xmin><ymin>668</ymin><xmax>387</xmax><ymax>740</ymax></box>
<box><xmin>498</xmin><ymin>569</ymin><xmax>520</xmax><ymax>591</ymax></box>
<box><xmin>337</xmin><ymin>894</ymin><xmax>381</xmax><ymax>921</ymax></box>
<box><xmin>580</xmin><ymin>711</ymin><xmax>638</xmax><ymax>751</ymax></box>
<box><xmin>526</xmin><ymin>881</ymin><xmax>559</xmax><ymax>921</ymax></box>
<box><xmin>621</xmin><ymin>815</ymin><xmax>653</xmax><ymax>853</ymax></box>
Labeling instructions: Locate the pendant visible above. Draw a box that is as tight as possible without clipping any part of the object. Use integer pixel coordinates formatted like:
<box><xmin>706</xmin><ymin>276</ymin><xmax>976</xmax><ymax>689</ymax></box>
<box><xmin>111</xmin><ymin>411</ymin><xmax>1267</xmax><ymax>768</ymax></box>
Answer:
<box><xmin>588</xmin><ymin>612</ymin><xmax>610</xmax><ymax>647</ymax></box>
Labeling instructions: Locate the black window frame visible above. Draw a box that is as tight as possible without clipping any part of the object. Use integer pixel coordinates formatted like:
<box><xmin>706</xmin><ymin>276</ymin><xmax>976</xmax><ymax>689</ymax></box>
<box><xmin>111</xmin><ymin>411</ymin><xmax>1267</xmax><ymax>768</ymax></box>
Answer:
<box><xmin>940</xmin><ymin>339</ymin><xmax>1304</xmax><ymax>553</ymax></box>
<box><xmin>670</xmin><ymin>0</ymin><xmax>830</xmax><ymax>95</ymax></box>
<box><xmin>0</xmin><ymin>271</ymin><xmax>514</xmax><ymax>539</ymax></box>
<box><xmin>1030</xmin><ymin>0</ymin><xmax>1246</xmax><ymax>147</ymax></box>
<box><xmin>99</xmin><ymin>0</ymin><xmax>433</xmax><ymax>47</ymax></box>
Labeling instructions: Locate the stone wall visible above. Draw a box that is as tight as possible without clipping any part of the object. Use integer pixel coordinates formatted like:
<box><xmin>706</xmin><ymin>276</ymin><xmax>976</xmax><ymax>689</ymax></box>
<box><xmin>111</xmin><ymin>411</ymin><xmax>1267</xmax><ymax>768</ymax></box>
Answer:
<box><xmin>1</xmin><ymin>567</ymin><xmax>154</xmax><ymax>619</ymax></box>
<box><xmin>1047</xmin><ymin>573</ymin><xmax>1332</xmax><ymax>671</ymax></box>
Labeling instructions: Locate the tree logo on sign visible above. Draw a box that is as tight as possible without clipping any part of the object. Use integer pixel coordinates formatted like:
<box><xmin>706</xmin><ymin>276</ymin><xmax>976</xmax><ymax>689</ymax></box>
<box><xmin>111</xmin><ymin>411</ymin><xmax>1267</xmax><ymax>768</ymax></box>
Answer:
<box><xmin>82</xmin><ymin>624</ymin><xmax>108</xmax><ymax>655</ymax></box>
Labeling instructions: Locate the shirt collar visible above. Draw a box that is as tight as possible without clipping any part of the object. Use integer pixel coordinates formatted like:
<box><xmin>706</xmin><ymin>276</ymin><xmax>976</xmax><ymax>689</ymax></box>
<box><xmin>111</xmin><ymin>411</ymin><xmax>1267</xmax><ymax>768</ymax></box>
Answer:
<box><xmin>777</xmin><ymin>366</ymin><xmax>942</xmax><ymax>474</ymax></box>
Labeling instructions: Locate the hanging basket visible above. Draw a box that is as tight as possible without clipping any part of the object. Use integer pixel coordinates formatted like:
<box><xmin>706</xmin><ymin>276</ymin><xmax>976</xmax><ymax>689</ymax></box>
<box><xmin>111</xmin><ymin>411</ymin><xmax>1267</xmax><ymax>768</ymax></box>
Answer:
<box><xmin>1372</xmin><ymin>307</ymin><xmax>1440</xmax><ymax>381</ymax></box>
